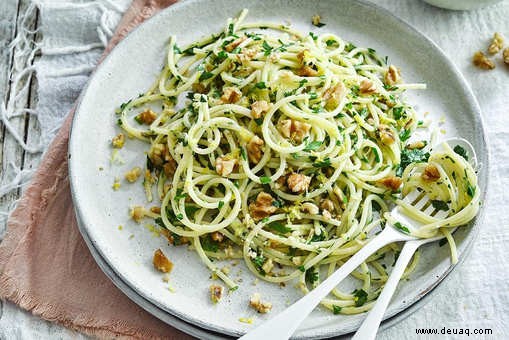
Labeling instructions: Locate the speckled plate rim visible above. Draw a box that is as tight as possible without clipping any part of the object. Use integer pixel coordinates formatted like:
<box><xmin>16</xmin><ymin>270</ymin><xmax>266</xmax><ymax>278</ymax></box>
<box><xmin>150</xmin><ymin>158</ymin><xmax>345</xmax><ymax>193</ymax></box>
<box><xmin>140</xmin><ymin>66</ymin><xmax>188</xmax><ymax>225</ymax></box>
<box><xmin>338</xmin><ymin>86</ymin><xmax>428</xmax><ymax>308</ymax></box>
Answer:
<box><xmin>68</xmin><ymin>0</ymin><xmax>490</xmax><ymax>338</ymax></box>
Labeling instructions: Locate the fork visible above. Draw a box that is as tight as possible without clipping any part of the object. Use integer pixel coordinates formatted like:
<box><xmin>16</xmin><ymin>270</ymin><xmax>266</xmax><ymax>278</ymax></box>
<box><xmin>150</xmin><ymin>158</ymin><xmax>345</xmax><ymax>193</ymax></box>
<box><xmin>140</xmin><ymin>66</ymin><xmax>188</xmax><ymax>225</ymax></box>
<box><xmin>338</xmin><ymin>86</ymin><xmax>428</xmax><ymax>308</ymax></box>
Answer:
<box><xmin>240</xmin><ymin>196</ymin><xmax>439</xmax><ymax>340</ymax></box>
<box><xmin>239</xmin><ymin>138</ymin><xmax>476</xmax><ymax>340</ymax></box>
<box><xmin>352</xmin><ymin>137</ymin><xmax>478</xmax><ymax>340</ymax></box>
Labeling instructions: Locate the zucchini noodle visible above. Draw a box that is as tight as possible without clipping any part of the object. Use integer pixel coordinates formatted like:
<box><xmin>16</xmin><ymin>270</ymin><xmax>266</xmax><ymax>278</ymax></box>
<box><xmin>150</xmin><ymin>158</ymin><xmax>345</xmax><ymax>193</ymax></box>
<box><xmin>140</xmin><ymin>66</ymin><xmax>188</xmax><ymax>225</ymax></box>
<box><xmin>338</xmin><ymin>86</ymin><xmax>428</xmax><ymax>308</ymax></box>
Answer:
<box><xmin>115</xmin><ymin>9</ymin><xmax>480</xmax><ymax>314</ymax></box>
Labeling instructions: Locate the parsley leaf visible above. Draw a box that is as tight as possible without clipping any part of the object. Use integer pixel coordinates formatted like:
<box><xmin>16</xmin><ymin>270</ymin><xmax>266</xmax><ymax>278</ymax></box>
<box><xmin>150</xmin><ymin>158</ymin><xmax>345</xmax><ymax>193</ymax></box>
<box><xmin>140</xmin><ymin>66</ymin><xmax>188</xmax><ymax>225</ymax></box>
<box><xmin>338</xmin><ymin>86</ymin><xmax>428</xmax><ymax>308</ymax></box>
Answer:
<box><xmin>396</xmin><ymin>149</ymin><xmax>430</xmax><ymax>177</ymax></box>
<box><xmin>431</xmin><ymin>200</ymin><xmax>449</xmax><ymax>211</ymax></box>
<box><xmin>305</xmin><ymin>268</ymin><xmax>319</xmax><ymax>284</ymax></box>
<box><xmin>313</xmin><ymin>157</ymin><xmax>331</xmax><ymax>168</ymax></box>
<box><xmin>199</xmin><ymin>71</ymin><xmax>214</xmax><ymax>81</ymax></box>
<box><xmin>333</xmin><ymin>305</ymin><xmax>342</xmax><ymax>314</ymax></box>
<box><xmin>267</xmin><ymin>222</ymin><xmax>292</xmax><ymax>234</ymax></box>
<box><xmin>399</xmin><ymin>129</ymin><xmax>411</xmax><ymax>142</ymax></box>
<box><xmin>303</xmin><ymin>140</ymin><xmax>322</xmax><ymax>152</ymax></box>
<box><xmin>262</xmin><ymin>41</ymin><xmax>273</xmax><ymax>56</ymax></box>
<box><xmin>255</xmin><ymin>81</ymin><xmax>267</xmax><ymax>89</ymax></box>
<box><xmin>201</xmin><ymin>235</ymin><xmax>219</xmax><ymax>252</ymax></box>
<box><xmin>260</xmin><ymin>176</ymin><xmax>272</xmax><ymax>184</ymax></box>
<box><xmin>353</xmin><ymin>289</ymin><xmax>368</xmax><ymax>307</ymax></box>
<box><xmin>453</xmin><ymin>145</ymin><xmax>469</xmax><ymax>161</ymax></box>
<box><xmin>394</xmin><ymin>222</ymin><xmax>410</xmax><ymax>234</ymax></box>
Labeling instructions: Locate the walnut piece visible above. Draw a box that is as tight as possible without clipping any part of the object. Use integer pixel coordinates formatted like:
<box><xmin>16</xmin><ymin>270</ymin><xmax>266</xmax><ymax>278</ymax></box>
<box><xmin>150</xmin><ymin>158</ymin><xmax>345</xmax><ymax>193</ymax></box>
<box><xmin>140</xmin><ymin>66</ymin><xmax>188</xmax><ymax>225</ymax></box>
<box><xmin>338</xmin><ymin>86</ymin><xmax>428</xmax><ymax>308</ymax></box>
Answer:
<box><xmin>287</xmin><ymin>173</ymin><xmax>311</xmax><ymax>193</ymax></box>
<box><xmin>323</xmin><ymin>82</ymin><xmax>346</xmax><ymax>110</ymax></box>
<box><xmin>277</xmin><ymin>119</ymin><xmax>311</xmax><ymax>143</ymax></box>
<box><xmin>247</xmin><ymin>135</ymin><xmax>264</xmax><ymax>164</ymax></box>
<box><xmin>378</xmin><ymin>125</ymin><xmax>395</xmax><ymax>145</ymax></box>
<box><xmin>297</xmin><ymin>65</ymin><xmax>318</xmax><ymax>77</ymax></box>
<box><xmin>130</xmin><ymin>206</ymin><xmax>146</xmax><ymax>223</ymax></box>
<box><xmin>215</xmin><ymin>157</ymin><xmax>237</xmax><ymax>177</ymax></box>
<box><xmin>112</xmin><ymin>133</ymin><xmax>125</xmax><ymax>148</ymax></box>
<box><xmin>422</xmin><ymin>164</ymin><xmax>440</xmax><ymax>182</ymax></box>
<box><xmin>360</xmin><ymin>79</ymin><xmax>377</xmax><ymax>95</ymax></box>
<box><xmin>473</xmin><ymin>51</ymin><xmax>495</xmax><ymax>70</ymax></box>
<box><xmin>210</xmin><ymin>284</ymin><xmax>224</xmax><ymax>303</ymax></box>
<box><xmin>311</xmin><ymin>14</ymin><xmax>321</xmax><ymax>26</ymax></box>
<box><xmin>248</xmin><ymin>192</ymin><xmax>277</xmax><ymax>220</ymax></box>
<box><xmin>503</xmin><ymin>48</ymin><xmax>509</xmax><ymax>65</ymax></box>
<box><xmin>320</xmin><ymin>198</ymin><xmax>335</xmax><ymax>213</ymax></box>
<box><xmin>488</xmin><ymin>32</ymin><xmax>504</xmax><ymax>55</ymax></box>
<box><xmin>224</xmin><ymin>36</ymin><xmax>247</xmax><ymax>52</ymax></box>
<box><xmin>249</xmin><ymin>293</ymin><xmax>272</xmax><ymax>313</ymax></box>
<box><xmin>384</xmin><ymin>65</ymin><xmax>401</xmax><ymax>86</ymax></box>
<box><xmin>261</xmin><ymin>258</ymin><xmax>274</xmax><ymax>274</ymax></box>
<box><xmin>124</xmin><ymin>167</ymin><xmax>142</xmax><ymax>183</ymax></box>
<box><xmin>221</xmin><ymin>87</ymin><xmax>242</xmax><ymax>103</ymax></box>
<box><xmin>211</xmin><ymin>231</ymin><xmax>224</xmax><ymax>242</ymax></box>
<box><xmin>379</xmin><ymin>176</ymin><xmax>402</xmax><ymax>191</ymax></box>
<box><xmin>153</xmin><ymin>249</ymin><xmax>173</xmax><ymax>273</ymax></box>
<box><xmin>301</xmin><ymin>202</ymin><xmax>319</xmax><ymax>215</ymax></box>
<box><xmin>251</xmin><ymin>100</ymin><xmax>270</xmax><ymax>119</ymax></box>
<box><xmin>136</xmin><ymin>109</ymin><xmax>157</xmax><ymax>125</ymax></box>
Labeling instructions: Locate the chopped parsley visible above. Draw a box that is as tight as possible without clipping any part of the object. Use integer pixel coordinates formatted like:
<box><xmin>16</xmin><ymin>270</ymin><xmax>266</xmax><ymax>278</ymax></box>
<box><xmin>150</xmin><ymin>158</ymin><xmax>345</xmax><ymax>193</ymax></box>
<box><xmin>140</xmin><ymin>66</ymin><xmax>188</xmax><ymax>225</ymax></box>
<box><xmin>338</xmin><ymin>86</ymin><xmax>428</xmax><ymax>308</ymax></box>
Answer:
<box><xmin>372</xmin><ymin>147</ymin><xmax>380</xmax><ymax>162</ymax></box>
<box><xmin>262</xmin><ymin>41</ymin><xmax>273</xmax><ymax>56</ymax></box>
<box><xmin>453</xmin><ymin>145</ymin><xmax>469</xmax><ymax>161</ymax></box>
<box><xmin>240</xmin><ymin>147</ymin><xmax>247</xmax><ymax>161</ymax></box>
<box><xmin>201</xmin><ymin>235</ymin><xmax>219</xmax><ymax>252</ymax></box>
<box><xmin>467</xmin><ymin>182</ymin><xmax>476</xmax><ymax>197</ymax></box>
<box><xmin>199</xmin><ymin>71</ymin><xmax>214</xmax><ymax>81</ymax></box>
<box><xmin>431</xmin><ymin>200</ymin><xmax>449</xmax><ymax>211</ymax></box>
<box><xmin>353</xmin><ymin>289</ymin><xmax>368</xmax><ymax>307</ymax></box>
<box><xmin>303</xmin><ymin>140</ymin><xmax>322</xmax><ymax>152</ymax></box>
<box><xmin>305</xmin><ymin>268</ymin><xmax>319</xmax><ymax>284</ymax></box>
<box><xmin>255</xmin><ymin>81</ymin><xmax>267</xmax><ymax>89</ymax></box>
<box><xmin>392</xmin><ymin>107</ymin><xmax>406</xmax><ymax>120</ymax></box>
<box><xmin>313</xmin><ymin>157</ymin><xmax>331</xmax><ymax>168</ymax></box>
<box><xmin>333</xmin><ymin>305</ymin><xmax>342</xmax><ymax>314</ymax></box>
<box><xmin>267</xmin><ymin>222</ymin><xmax>292</xmax><ymax>234</ymax></box>
<box><xmin>399</xmin><ymin>129</ymin><xmax>411</xmax><ymax>142</ymax></box>
<box><xmin>394</xmin><ymin>222</ymin><xmax>410</xmax><ymax>234</ymax></box>
<box><xmin>309</xmin><ymin>32</ymin><xmax>318</xmax><ymax>40</ymax></box>
<box><xmin>298</xmin><ymin>265</ymin><xmax>306</xmax><ymax>272</ymax></box>
<box><xmin>218</xmin><ymin>201</ymin><xmax>225</xmax><ymax>209</ymax></box>
<box><xmin>396</xmin><ymin>148</ymin><xmax>430</xmax><ymax>177</ymax></box>
<box><xmin>260</xmin><ymin>176</ymin><xmax>272</xmax><ymax>184</ymax></box>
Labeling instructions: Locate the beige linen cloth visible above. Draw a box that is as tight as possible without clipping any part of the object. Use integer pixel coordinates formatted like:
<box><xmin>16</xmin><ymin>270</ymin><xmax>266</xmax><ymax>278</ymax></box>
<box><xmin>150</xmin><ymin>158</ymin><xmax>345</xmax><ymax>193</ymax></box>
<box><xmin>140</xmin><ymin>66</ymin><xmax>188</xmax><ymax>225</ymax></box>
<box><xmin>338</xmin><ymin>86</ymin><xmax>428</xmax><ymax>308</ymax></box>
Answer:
<box><xmin>0</xmin><ymin>0</ymin><xmax>193</xmax><ymax>338</ymax></box>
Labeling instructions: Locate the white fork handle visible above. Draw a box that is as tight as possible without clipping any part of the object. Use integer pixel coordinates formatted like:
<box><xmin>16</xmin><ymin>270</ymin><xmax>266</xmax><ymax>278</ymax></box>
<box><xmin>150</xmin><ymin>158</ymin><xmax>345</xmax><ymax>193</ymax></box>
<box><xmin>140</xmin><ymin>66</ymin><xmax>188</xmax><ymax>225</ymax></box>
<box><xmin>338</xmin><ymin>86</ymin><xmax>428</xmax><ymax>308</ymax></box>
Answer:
<box><xmin>352</xmin><ymin>240</ymin><xmax>420</xmax><ymax>340</ymax></box>
<box><xmin>239</xmin><ymin>227</ymin><xmax>407</xmax><ymax>340</ymax></box>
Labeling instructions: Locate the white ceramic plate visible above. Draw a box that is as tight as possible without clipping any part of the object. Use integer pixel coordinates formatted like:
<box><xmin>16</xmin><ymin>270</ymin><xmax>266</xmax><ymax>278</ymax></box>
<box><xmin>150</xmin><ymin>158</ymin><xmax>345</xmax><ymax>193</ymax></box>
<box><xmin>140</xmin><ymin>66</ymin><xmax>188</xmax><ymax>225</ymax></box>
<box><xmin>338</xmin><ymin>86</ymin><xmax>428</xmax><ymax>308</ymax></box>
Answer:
<box><xmin>69</xmin><ymin>0</ymin><xmax>489</xmax><ymax>338</ymax></box>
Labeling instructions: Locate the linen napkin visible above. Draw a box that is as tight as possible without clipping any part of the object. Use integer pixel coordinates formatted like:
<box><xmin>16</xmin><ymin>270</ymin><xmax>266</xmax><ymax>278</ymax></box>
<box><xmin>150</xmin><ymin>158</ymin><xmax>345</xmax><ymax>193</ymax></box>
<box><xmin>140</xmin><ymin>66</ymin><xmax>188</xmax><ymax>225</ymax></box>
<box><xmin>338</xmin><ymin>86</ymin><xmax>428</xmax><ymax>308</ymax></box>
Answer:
<box><xmin>0</xmin><ymin>0</ymin><xmax>194</xmax><ymax>338</ymax></box>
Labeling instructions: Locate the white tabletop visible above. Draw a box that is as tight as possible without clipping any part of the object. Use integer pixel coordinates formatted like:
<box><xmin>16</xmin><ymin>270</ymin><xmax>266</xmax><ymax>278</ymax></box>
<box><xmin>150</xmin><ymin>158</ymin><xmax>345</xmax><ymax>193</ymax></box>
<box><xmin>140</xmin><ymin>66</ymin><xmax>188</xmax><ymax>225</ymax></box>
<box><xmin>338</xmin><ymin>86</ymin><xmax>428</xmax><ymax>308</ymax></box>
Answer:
<box><xmin>0</xmin><ymin>0</ymin><xmax>508</xmax><ymax>338</ymax></box>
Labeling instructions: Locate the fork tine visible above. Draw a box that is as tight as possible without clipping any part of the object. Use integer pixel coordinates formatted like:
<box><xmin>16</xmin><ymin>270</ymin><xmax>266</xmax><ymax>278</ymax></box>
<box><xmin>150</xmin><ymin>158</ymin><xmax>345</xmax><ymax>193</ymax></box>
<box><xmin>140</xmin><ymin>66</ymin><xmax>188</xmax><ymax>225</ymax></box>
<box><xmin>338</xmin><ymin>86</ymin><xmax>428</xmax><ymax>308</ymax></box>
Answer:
<box><xmin>414</xmin><ymin>195</ymin><xmax>429</xmax><ymax>210</ymax></box>
<box><xmin>403</xmin><ymin>190</ymin><xmax>420</xmax><ymax>203</ymax></box>
<box><xmin>423</xmin><ymin>204</ymin><xmax>435</xmax><ymax>215</ymax></box>
<box><xmin>434</xmin><ymin>210</ymin><xmax>449</xmax><ymax>219</ymax></box>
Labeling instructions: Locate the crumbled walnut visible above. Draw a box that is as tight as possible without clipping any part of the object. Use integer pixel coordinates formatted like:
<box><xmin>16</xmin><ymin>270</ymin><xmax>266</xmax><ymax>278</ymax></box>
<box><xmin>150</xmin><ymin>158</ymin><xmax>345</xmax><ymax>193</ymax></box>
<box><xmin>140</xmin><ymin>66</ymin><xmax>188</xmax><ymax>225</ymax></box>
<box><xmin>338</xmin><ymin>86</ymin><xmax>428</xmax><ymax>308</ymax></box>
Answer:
<box><xmin>277</xmin><ymin>119</ymin><xmax>311</xmax><ymax>143</ymax></box>
<box><xmin>221</xmin><ymin>87</ymin><xmax>242</xmax><ymax>103</ymax></box>
<box><xmin>504</xmin><ymin>48</ymin><xmax>509</xmax><ymax>65</ymax></box>
<box><xmin>224</xmin><ymin>36</ymin><xmax>247</xmax><ymax>52</ymax></box>
<box><xmin>247</xmin><ymin>135</ymin><xmax>264</xmax><ymax>164</ymax></box>
<box><xmin>210</xmin><ymin>284</ymin><xmax>224</xmax><ymax>303</ymax></box>
<box><xmin>320</xmin><ymin>198</ymin><xmax>335</xmax><ymax>213</ymax></box>
<box><xmin>112</xmin><ymin>133</ymin><xmax>125</xmax><ymax>148</ymax></box>
<box><xmin>360</xmin><ymin>79</ymin><xmax>377</xmax><ymax>94</ymax></box>
<box><xmin>163</xmin><ymin>159</ymin><xmax>177</xmax><ymax>178</ymax></box>
<box><xmin>384</xmin><ymin>65</ymin><xmax>401</xmax><ymax>86</ymax></box>
<box><xmin>301</xmin><ymin>202</ymin><xmax>319</xmax><ymax>215</ymax></box>
<box><xmin>311</xmin><ymin>14</ymin><xmax>321</xmax><ymax>26</ymax></box>
<box><xmin>251</xmin><ymin>100</ymin><xmax>270</xmax><ymax>119</ymax></box>
<box><xmin>136</xmin><ymin>109</ymin><xmax>157</xmax><ymax>125</ymax></box>
<box><xmin>473</xmin><ymin>51</ymin><xmax>495</xmax><ymax>70</ymax></box>
<box><xmin>150</xmin><ymin>206</ymin><xmax>161</xmax><ymax>214</ymax></box>
<box><xmin>287</xmin><ymin>173</ymin><xmax>311</xmax><ymax>193</ymax></box>
<box><xmin>236</xmin><ymin>48</ymin><xmax>258</xmax><ymax>63</ymax></box>
<box><xmin>422</xmin><ymin>164</ymin><xmax>440</xmax><ymax>182</ymax></box>
<box><xmin>297</xmin><ymin>65</ymin><xmax>318</xmax><ymax>77</ymax></box>
<box><xmin>215</xmin><ymin>157</ymin><xmax>237</xmax><ymax>177</ymax></box>
<box><xmin>249</xmin><ymin>293</ymin><xmax>272</xmax><ymax>313</ymax></box>
<box><xmin>378</xmin><ymin>125</ymin><xmax>395</xmax><ymax>145</ymax></box>
<box><xmin>148</xmin><ymin>143</ymin><xmax>166</xmax><ymax>167</ymax></box>
<box><xmin>153</xmin><ymin>249</ymin><xmax>173</xmax><ymax>273</ymax></box>
<box><xmin>406</xmin><ymin>141</ymin><xmax>426</xmax><ymax>150</ymax></box>
<box><xmin>130</xmin><ymin>206</ymin><xmax>145</xmax><ymax>222</ymax></box>
<box><xmin>248</xmin><ymin>192</ymin><xmax>277</xmax><ymax>220</ymax></box>
<box><xmin>211</xmin><ymin>231</ymin><xmax>224</xmax><ymax>242</ymax></box>
<box><xmin>488</xmin><ymin>32</ymin><xmax>504</xmax><ymax>55</ymax></box>
<box><xmin>192</xmin><ymin>82</ymin><xmax>207</xmax><ymax>94</ymax></box>
<box><xmin>323</xmin><ymin>82</ymin><xmax>346</xmax><ymax>110</ymax></box>
<box><xmin>261</xmin><ymin>258</ymin><xmax>274</xmax><ymax>273</ymax></box>
<box><xmin>379</xmin><ymin>176</ymin><xmax>402</xmax><ymax>191</ymax></box>
<box><xmin>124</xmin><ymin>167</ymin><xmax>142</xmax><ymax>183</ymax></box>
